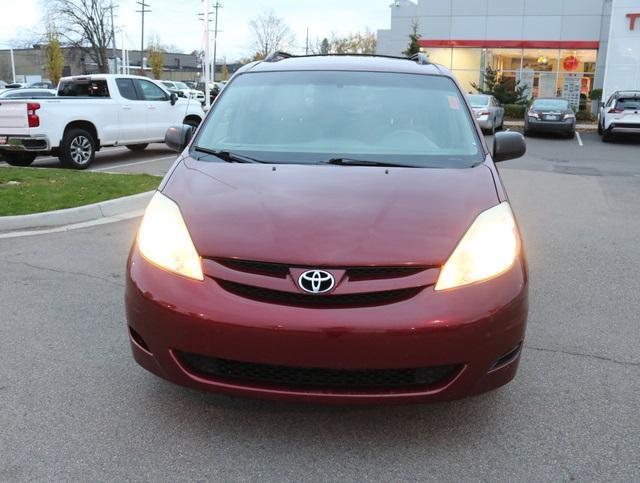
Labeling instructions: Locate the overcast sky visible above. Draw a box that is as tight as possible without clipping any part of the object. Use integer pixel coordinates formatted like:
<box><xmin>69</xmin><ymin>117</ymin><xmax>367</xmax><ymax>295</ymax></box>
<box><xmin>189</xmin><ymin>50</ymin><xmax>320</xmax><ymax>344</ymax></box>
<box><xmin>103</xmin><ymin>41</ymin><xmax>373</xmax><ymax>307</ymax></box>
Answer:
<box><xmin>0</xmin><ymin>0</ymin><xmax>393</xmax><ymax>61</ymax></box>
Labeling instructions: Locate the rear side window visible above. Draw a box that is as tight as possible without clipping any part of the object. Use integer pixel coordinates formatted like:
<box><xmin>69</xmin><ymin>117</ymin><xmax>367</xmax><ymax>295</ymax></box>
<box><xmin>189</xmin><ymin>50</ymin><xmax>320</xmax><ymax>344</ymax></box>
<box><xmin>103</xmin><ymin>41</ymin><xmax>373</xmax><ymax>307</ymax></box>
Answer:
<box><xmin>58</xmin><ymin>80</ymin><xmax>110</xmax><ymax>97</ymax></box>
<box><xmin>615</xmin><ymin>98</ymin><xmax>640</xmax><ymax>110</ymax></box>
<box><xmin>116</xmin><ymin>78</ymin><xmax>139</xmax><ymax>100</ymax></box>
<box><xmin>136</xmin><ymin>80</ymin><xmax>167</xmax><ymax>101</ymax></box>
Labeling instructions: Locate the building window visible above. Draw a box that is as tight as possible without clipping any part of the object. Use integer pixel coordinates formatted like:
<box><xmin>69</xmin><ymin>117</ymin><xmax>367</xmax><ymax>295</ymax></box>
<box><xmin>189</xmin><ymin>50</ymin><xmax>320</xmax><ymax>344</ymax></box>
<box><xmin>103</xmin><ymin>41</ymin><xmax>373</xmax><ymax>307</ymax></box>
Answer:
<box><xmin>422</xmin><ymin>46</ymin><xmax>597</xmax><ymax>109</ymax></box>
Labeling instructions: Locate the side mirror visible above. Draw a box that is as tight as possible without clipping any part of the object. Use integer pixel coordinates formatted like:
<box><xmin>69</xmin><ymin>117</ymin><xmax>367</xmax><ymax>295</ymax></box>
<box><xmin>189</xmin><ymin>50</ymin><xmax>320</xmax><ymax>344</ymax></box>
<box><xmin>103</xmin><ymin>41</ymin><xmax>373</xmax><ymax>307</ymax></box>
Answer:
<box><xmin>169</xmin><ymin>92</ymin><xmax>178</xmax><ymax>105</ymax></box>
<box><xmin>165</xmin><ymin>124</ymin><xmax>193</xmax><ymax>152</ymax></box>
<box><xmin>493</xmin><ymin>131</ymin><xmax>526</xmax><ymax>163</ymax></box>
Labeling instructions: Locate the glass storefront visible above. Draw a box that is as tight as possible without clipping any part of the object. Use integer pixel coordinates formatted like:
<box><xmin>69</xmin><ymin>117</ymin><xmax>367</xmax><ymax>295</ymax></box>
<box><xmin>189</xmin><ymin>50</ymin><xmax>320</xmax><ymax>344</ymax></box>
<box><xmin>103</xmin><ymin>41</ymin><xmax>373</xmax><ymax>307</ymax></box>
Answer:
<box><xmin>422</xmin><ymin>47</ymin><xmax>597</xmax><ymax>108</ymax></box>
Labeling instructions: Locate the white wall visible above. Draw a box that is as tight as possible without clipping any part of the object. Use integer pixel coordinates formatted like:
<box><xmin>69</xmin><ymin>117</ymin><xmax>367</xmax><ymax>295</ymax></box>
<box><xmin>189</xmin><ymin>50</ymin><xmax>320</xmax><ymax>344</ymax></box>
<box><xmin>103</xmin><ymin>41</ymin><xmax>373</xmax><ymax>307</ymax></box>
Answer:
<box><xmin>377</xmin><ymin>0</ymin><xmax>609</xmax><ymax>52</ymax></box>
<box><xmin>602</xmin><ymin>0</ymin><xmax>640</xmax><ymax>99</ymax></box>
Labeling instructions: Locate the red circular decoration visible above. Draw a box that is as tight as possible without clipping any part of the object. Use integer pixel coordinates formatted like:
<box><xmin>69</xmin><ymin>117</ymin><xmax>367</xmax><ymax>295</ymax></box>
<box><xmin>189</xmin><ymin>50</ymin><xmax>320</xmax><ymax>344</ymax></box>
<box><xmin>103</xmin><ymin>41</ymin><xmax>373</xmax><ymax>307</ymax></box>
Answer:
<box><xmin>563</xmin><ymin>56</ymin><xmax>579</xmax><ymax>71</ymax></box>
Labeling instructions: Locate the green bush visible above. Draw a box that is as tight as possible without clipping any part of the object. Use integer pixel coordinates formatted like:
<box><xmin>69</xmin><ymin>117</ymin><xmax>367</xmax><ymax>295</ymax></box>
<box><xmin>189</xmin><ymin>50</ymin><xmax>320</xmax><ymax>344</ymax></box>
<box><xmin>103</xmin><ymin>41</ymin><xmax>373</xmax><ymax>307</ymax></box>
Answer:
<box><xmin>576</xmin><ymin>111</ymin><xmax>595</xmax><ymax>122</ymax></box>
<box><xmin>504</xmin><ymin>104</ymin><xmax>526</xmax><ymax>119</ymax></box>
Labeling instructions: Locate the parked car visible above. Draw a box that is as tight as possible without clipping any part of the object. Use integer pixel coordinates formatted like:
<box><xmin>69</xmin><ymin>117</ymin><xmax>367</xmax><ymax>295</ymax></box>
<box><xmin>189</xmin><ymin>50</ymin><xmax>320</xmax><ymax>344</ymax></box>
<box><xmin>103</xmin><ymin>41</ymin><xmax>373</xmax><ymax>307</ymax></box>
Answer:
<box><xmin>161</xmin><ymin>80</ymin><xmax>205</xmax><ymax>104</ymax></box>
<box><xmin>524</xmin><ymin>98</ymin><xmax>576</xmax><ymax>138</ymax></box>
<box><xmin>0</xmin><ymin>80</ymin><xmax>6</xmax><ymax>89</ymax></box>
<box><xmin>126</xmin><ymin>53</ymin><xmax>528</xmax><ymax>404</ymax></box>
<box><xmin>4</xmin><ymin>82</ymin><xmax>28</xmax><ymax>89</ymax></box>
<box><xmin>0</xmin><ymin>74</ymin><xmax>204</xmax><ymax>169</ymax></box>
<box><xmin>195</xmin><ymin>81</ymin><xmax>221</xmax><ymax>104</ymax></box>
<box><xmin>598</xmin><ymin>90</ymin><xmax>640</xmax><ymax>142</ymax></box>
<box><xmin>29</xmin><ymin>81</ymin><xmax>55</xmax><ymax>89</ymax></box>
<box><xmin>468</xmin><ymin>94</ymin><xmax>504</xmax><ymax>133</ymax></box>
<box><xmin>0</xmin><ymin>88</ymin><xmax>56</xmax><ymax>99</ymax></box>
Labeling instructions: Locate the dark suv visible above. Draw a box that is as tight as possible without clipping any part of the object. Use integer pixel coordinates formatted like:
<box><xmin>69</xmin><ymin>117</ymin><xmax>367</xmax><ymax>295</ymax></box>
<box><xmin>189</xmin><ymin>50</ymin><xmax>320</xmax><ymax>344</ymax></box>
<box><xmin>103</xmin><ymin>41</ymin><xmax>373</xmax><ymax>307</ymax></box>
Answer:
<box><xmin>126</xmin><ymin>53</ymin><xmax>528</xmax><ymax>404</ymax></box>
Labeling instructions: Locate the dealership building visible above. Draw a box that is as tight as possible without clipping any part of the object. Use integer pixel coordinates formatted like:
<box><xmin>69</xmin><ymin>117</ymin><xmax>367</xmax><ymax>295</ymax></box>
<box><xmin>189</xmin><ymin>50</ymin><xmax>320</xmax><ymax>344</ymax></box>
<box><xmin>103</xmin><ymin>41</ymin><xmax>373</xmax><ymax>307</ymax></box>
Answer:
<box><xmin>377</xmin><ymin>0</ymin><xmax>640</xmax><ymax>108</ymax></box>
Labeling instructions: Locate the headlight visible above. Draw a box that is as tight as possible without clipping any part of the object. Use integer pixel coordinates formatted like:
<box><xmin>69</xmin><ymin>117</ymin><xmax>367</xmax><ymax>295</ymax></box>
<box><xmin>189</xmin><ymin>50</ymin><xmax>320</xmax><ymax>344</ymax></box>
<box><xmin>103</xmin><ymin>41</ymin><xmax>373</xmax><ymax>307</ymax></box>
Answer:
<box><xmin>435</xmin><ymin>202</ymin><xmax>520</xmax><ymax>291</ymax></box>
<box><xmin>137</xmin><ymin>192</ymin><xmax>203</xmax><ymax>281</ymax></box>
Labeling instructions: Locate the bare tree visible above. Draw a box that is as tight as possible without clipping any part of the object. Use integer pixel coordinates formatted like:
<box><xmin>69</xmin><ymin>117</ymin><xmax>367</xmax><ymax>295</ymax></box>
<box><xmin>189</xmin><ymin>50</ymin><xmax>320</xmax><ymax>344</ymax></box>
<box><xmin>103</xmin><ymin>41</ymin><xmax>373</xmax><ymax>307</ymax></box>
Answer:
<box><xmin>248</xmin><ymin>10</ymin><xmax>295</xmax><ymax>59</ymax></box>
<box><xmin>47</xmin><ymin>0</ymin><xmax>113</xmax><ymax>73</ymax></box>
<box><xmin>310</xmin><ymin>29</ymin><xmax>377</xmax><ymax>56</ymax></box>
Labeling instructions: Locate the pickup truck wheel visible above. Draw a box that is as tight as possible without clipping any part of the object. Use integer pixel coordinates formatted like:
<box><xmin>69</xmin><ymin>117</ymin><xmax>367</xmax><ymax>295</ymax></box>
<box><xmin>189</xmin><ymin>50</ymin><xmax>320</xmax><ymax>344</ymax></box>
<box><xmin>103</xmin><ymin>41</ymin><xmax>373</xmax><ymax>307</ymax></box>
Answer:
<box><xmin>126</xmin><ymin>144</ymin><xmax>149</xmax><ymax>152</ymax></box>
<box><xmin>59</xmin><ymin>129</ymin><xmax>96</xmax><ymax>169</ymax></box>
<box><xmin>3</xmin><ymin>152</ymin><xmax>37</xmax><ymax>167</ymax></box>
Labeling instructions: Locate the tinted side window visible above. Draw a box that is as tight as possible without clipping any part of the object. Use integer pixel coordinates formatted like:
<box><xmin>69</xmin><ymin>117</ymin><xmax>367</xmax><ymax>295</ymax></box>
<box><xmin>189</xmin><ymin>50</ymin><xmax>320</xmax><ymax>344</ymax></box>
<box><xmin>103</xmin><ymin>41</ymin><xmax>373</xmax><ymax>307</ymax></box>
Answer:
<box><xmin>116</xmin><ymin>78</ymin><xmax>139</xmax><ymax>100</ymax></box>
<box><xmin>137</xmin><ymin>80</ymin><xmax>167</xmax><ymax>101</ymax></box>
<box><xmin>58</xmin><ymin>80</ymin><xmax>110</xmax><ymax>97</ymax></box>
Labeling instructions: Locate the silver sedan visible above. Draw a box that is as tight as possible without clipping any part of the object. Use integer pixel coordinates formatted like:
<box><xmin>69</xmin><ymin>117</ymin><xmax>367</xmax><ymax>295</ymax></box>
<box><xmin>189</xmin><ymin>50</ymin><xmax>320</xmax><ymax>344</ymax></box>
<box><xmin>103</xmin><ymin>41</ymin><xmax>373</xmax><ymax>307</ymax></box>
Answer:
<box><xmin>468</xmin><ymin>94</ymin><xmax>505</xmax><ymax>133</ymax></box>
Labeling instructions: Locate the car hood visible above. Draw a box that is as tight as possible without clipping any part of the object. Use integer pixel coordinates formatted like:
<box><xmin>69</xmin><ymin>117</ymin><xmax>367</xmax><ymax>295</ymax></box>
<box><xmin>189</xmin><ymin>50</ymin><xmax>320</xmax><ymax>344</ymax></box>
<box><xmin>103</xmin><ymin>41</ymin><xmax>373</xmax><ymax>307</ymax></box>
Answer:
<box><xmin>162</xmin><ymin>158</ymin><xmax>500</xmax><ymax>266</ymax></box>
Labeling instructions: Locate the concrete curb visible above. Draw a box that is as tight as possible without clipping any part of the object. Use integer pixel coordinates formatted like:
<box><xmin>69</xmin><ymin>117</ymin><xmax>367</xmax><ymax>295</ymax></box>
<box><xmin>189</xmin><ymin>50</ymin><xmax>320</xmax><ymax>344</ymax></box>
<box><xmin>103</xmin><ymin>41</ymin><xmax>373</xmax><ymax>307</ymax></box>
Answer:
<box><xmin>0</xmin><ymin>190</ymin><xmax>154</xmax><ymax>233</ymax></box>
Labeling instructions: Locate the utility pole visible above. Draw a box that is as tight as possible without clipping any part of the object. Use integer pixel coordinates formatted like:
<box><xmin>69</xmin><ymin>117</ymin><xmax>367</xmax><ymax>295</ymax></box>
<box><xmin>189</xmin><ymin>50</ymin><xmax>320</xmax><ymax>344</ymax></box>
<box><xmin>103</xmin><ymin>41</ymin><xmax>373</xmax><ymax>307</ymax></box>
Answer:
<box><xmin>9</xmin><ymin>47</ymin><xmax>16</xmax><ymax>83</ymax></box>
<box><xmin>203</xmin><ymin>0</ymin><xmax>211</xmax><ymax>109</ymax></box>
<box><xmin>136</xmin><ymin>0</ymin><xmax>151</xmax><ymax>74</ymax></box>
<box><xmin>109</xmin><ymin>4</ymin><xmax>117</xmax><ymax>73</ymax></box>
<box><xmin>212</xmin><ymin>1</ymin><xmax>222</xmax><ymax>83</ymax></box>
<box><xmin>305</xmin><ymin>27</ymin><xmax>309</xmax><ymax>55</ymax></box>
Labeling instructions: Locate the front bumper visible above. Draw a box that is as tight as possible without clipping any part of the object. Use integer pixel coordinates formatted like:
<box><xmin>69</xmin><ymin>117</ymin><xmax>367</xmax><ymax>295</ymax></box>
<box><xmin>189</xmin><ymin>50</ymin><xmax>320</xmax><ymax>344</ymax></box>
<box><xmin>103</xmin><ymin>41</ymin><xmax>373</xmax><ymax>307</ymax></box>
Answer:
<box><xmin>0</xmin><ymin>134</ymin><xmax>50</xmax><ymax>152</ymax></box>
<box><xmin>525</xmin><ymin>118</ymin><xmax>575</xmax><ymax>133</ymax></box>
<box><xmin>125</xmin><ymin>249</ymin><xmax>528</xmax><ymax>404</ymax></box>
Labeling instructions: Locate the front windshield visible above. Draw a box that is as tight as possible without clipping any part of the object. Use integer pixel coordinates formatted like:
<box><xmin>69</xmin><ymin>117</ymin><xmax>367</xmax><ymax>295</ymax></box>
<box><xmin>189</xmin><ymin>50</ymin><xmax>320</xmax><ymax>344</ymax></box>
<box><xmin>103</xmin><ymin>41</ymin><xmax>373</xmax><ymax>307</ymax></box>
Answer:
<box><xmin>468</xmin><ymin>94</ymin><xmax>489</xmax><ymax>107</ymax></box>
<box><xmin>175</xmin><ymin>82</ymin><xmax>189</xmax><ymax>89</ymax></box>
<box><xmin>532</xmin><ymin>99</ymin><xmax>569</xmax><ymax>110</ymax></box>
<box><xmin>193</xmin><ymin>71</ymin><xmax>482</xmax><ymax>168</ymax></box>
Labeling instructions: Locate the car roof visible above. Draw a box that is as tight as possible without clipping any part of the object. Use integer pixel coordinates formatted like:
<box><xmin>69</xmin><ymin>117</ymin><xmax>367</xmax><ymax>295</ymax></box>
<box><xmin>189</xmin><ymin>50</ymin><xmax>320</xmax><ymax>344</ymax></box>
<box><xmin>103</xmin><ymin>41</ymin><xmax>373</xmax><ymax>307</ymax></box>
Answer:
<box><xmin>245</xmin><ymin>54</ymin><xmax>448</xmax><ymax>76</ymax></box>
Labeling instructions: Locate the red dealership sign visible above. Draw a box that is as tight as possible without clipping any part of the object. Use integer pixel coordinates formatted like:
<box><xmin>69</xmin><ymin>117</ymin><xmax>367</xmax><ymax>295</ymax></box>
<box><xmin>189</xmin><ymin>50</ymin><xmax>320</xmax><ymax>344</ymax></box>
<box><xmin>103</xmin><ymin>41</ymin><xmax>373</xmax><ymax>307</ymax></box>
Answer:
<box><xmin>628</xmin><ymin>13</ymin><xmax>640</xmax><ymax>31</ymax></box>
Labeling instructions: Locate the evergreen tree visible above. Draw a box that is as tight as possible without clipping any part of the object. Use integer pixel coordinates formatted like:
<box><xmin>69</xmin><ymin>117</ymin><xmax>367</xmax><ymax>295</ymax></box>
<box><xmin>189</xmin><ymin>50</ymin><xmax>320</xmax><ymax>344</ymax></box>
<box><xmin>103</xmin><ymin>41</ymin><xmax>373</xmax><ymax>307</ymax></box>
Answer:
<box><xmin>403</xmin><ymin>20</ymin><xmax>421</xmax><ymax>57</ymax></box>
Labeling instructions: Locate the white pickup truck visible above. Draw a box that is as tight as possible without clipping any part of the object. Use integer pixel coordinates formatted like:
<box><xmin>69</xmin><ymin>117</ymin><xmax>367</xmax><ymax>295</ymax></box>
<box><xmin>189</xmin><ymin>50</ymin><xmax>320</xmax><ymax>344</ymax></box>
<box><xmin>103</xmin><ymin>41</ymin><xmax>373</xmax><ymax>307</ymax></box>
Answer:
<box><xmin>0</xmin><ymin>74</ymin><xmax>204</xmax><ymax>169</ymax></box>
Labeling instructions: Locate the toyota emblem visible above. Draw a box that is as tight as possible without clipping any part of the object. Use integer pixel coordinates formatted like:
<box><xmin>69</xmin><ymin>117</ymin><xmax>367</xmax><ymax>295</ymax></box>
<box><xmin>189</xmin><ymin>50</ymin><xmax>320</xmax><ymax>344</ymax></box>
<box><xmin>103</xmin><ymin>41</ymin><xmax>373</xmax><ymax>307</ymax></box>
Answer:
<box><xmin>298</xmin><ymin>270</ymin><xmax>335</xmax><ymax>294</ymax></box>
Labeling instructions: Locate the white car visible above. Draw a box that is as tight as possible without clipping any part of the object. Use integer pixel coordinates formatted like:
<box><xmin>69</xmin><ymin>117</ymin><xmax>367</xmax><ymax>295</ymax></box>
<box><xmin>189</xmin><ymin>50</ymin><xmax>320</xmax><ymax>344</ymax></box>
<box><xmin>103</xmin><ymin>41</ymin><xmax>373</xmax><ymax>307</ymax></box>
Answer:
<box><xmin>161</xmin><ymin>80</ymin><xmax>205</xmax><ymax>104</ymax></box>
<box><xmin>468</xmin><ymin>94</ymin><xmax>504</xmax><ymax>133</ymax></box>
<box><xmin>598</xmin><ymin>91</ymin><xmax>640</xmax><ymax>142</ymax></box>
<box><xmin>0</xmin><ymin>74</ymin><xmax>204</xmax><ymax>169</ymax></box>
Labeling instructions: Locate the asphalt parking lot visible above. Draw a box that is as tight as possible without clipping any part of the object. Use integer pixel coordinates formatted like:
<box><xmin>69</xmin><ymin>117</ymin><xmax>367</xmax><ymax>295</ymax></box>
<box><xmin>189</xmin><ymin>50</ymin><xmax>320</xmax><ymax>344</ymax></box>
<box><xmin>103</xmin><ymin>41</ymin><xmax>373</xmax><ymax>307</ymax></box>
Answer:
<box><xmin>0</xmin><ymin>143</ymin><xmax>177</xmax><ymax>176</ymax></box>
<box><xmin>1</xmin><ymin>133</ymin><xmax>639</xmax><ymax>481</ymax></box>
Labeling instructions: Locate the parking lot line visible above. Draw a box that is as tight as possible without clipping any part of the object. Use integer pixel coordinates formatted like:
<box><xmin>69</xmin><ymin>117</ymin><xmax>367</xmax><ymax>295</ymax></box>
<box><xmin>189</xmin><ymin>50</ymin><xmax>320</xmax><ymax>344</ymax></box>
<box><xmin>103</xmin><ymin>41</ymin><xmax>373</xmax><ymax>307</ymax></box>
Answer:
<box><xmin>90</xmin><ymin>155</ymin><xmax>177</xmax><ymax>172</ymax></box>
<box><xmin>576</xmin><ymin>132</ymin><xmax>583</xmax><ymax>147</ymax></box>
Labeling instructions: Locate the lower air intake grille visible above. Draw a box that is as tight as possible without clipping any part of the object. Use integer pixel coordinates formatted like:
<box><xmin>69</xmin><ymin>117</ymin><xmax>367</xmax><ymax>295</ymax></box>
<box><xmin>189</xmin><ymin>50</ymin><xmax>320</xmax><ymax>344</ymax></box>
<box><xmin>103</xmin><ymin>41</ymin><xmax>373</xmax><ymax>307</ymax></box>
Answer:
<box><xmin>178</xmin><ymin>352</ymin><xmax>461</xmax><ymax>390</ymax></box>
<box><xmin>217</xmin><ymin>280</ymin><xmax>423</xmax><ymax>308</ymax></box>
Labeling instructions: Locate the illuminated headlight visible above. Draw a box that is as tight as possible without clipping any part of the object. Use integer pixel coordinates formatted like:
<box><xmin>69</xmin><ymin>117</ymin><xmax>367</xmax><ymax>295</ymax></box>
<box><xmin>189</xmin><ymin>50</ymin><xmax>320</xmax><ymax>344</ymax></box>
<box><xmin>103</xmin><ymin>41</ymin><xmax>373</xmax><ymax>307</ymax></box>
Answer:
<box><xmin>137</xmin><ymin>192</ymin><xmax>203</xmax><ymax>281</ymax></box>
<box><xmin>435</xmin><ymin>202</ymin><xmax>520</xmax><ymax>291</ymax></box>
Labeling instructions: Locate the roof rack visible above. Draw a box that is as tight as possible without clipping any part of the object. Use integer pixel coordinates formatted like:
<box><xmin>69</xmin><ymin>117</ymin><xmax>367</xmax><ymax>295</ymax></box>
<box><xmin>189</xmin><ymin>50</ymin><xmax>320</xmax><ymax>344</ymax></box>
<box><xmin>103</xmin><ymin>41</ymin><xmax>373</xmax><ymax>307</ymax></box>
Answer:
<box><xmin>262</xmin><ymin>52</ymin><xmax>433</xmax><ymax>65</ymax></box>
<box><xmin>409</xmin><ymin>52</ymin><xmax>431</xmax><ymax>65</ymax></box>
<box><xmin>264</xmin><ymin>51</ymin><xmax>294</xmax><ymax>62</ymax></box>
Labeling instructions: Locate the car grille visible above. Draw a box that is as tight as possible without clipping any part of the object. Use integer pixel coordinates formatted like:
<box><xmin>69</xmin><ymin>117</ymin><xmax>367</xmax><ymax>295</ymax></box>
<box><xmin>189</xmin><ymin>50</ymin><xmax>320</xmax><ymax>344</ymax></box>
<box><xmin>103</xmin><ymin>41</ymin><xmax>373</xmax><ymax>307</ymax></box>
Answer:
<box><xmin>217</xmin><ymin>280</ymin><xmax>423</xmax><ymax>308</ymax></box>
<box><xmin>177</xmin><ymin>351</ymin><xmax>461</xmax><ymax>390</ymax></box>
<box><xmin>214</xmin><ymin>258</ymin><xmax>429</xmax><ymax>281</ymax></box>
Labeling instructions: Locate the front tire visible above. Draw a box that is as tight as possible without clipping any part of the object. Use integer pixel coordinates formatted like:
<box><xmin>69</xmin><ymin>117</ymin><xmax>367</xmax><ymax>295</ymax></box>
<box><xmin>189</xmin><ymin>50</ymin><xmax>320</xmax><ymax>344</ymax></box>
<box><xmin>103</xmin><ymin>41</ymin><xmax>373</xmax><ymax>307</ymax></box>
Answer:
<box><xmin>126</xmin><ymin>144</ymin><xmax>149</xmax><ymax>152</ymax></box>
<box><xmin>3</xmin><ymin>152</ymin><xmax>36</xmax><ymax>167</ymax></box>
<box><xmin>59</xmin><ymin>129</ymin><xmax>96</xmax><ymax>169</ymax></box>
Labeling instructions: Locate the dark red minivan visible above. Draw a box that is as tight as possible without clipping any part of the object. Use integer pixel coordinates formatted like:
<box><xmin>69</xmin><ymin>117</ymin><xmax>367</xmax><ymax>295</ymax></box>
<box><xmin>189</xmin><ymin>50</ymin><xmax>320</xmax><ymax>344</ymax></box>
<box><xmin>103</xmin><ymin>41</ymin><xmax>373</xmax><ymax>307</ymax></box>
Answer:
<box><xmin>125</xmin><ymin>53</ymin><xmax>528</xmax><ymax>404</ymax></box>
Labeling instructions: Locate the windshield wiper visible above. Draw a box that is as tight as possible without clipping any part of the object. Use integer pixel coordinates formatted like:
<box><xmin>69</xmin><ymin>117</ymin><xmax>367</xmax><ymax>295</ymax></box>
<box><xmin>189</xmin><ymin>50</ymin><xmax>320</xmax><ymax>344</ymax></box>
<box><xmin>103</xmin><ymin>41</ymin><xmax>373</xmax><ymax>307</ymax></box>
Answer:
<box><xmin>193</xmin><ymin>146</ymin><xmax>265</xmax><ymax>164</ymax></box>
<box><xmin>320</xmin><ymin>157</ymin><xmax>417</xmax><ymax>168</ymax></box>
